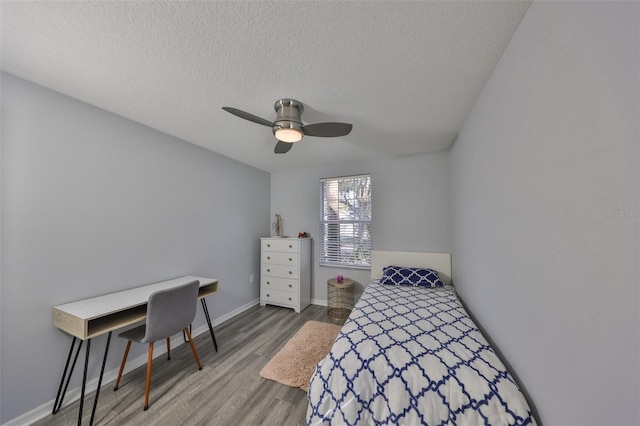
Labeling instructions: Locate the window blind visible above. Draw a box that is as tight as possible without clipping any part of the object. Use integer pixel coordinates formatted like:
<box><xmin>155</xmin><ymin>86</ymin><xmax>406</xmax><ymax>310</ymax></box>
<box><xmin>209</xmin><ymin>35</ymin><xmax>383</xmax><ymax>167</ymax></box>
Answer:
<box><xmin>320</xmin><ymin>174</ymin><xmax>371</xmax><ymax>268</ymax></box>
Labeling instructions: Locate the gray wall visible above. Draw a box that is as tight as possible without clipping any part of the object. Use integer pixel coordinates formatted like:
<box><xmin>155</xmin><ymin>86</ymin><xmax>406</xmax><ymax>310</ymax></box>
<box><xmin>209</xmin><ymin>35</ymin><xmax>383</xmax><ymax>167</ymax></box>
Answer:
<box><xmin>270</xmin><ymin>151</ymin><xmax>451</xmax><ymax>301</ymax></box>
<box><xmin>449</xmin><ymin>2</ymin><xmax>639</xmax><ymax>425</ymax></box>
<box><xmin>3</xmin><ymin>2</ymin><xmax>639</xmax><ymax>424</ymax></box>
<box><xmin>0</xmin><ymin>72</ymin><xmax>270</xmax><ymax>423</ymax></box>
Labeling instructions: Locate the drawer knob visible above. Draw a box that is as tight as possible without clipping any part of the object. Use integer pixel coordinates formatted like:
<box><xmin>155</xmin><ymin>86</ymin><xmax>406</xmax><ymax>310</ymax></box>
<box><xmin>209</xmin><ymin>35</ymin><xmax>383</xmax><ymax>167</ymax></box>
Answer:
<box><xmin>288</xmin><ymin>284</ymin><xmax>292</xmax><ymax>288</ymax></box>
<box><xmin>267</xmin><ymin>244</ymin><xmax>271</xmax><ymax>247</ymax></box>
<box><xmin>289</xmin><ymin>271</ymin><xmax>292</xmax><ymax>275</ymax></box>
<box><xmin>288</xmin><ymin>297</ymin><xmax>292</xmax><ymax>301</ymax></box>
<box><xmin>289</xmin><ymin>257</ymin><xmax>292</xmax><ymax>261</ymax></box>
<box><xmin>289</xmin><ymin>244</ymin><xmax>292</xmax><ymax>248</ymax></box>
<box><xmin>267</xmin><ymin>281</ymin><xmax>270</xmax><ymax>285</ymax></box>
<box><xmin>267</xmin><ymin>268</ymin><xmax>270</xmax><ymax>272</ymax></box>
<box><xmin>266</xmin><ymin>294</ymin><xmax>270</xmax><ymax>297</ymax></box>
<box><xmin>267</xmin><ymin>256</ymin><xmax>271</xmax><ymax>260</ymax></box>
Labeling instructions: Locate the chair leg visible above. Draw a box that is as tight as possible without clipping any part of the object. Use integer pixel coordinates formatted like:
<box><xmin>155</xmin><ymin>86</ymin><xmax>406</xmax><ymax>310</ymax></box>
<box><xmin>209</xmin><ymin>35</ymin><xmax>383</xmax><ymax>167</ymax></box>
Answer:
<box><xmin>166</xmin><ymin>337</ymin><xmax>171</xmax><ymax>360</ymax></box>
<box><xmin>184</xmin><ymin>327</ymin><xmax>203</xmax><ymax>370</ymax></box>
<box><xmin>144</xmin><ymin>342</ymin><xmax>154</xmax><ymax>411</ymax></box>
<box><xmin>114</xmin><ymin>341</ymin><xmax>131</xmax><ymax>391</ymax></box>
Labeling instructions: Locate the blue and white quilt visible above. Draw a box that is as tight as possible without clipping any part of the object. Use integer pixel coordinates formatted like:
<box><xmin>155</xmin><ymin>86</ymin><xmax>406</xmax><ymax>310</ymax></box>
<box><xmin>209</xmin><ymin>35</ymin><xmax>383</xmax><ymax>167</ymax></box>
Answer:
<box><xmin>307</xmin><ymin>282</ymin><xmax>536</xmax><ymax>425</ymax></box>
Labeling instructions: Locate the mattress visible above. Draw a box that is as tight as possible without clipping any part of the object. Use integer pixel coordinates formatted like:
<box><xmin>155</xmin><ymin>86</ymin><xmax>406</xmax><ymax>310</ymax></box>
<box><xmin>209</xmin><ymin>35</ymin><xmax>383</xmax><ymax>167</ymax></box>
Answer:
<box><xmin>307</xmin><ymin>281</ymin><xmax>536</xmax><ymax>425</ymax></box>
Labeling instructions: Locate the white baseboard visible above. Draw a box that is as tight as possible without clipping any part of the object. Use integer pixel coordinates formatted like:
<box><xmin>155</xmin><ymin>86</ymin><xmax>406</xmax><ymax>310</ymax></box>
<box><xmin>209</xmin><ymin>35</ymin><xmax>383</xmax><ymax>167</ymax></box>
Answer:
<box><xmin>311</xmin><ymin>298</ymin><xmax>328</xmax><ymax>307</ymax></box>
<box><xmin>2</xmin><ymin>298</ymin><xmax>260</xmax><ymax>426</ymax></box>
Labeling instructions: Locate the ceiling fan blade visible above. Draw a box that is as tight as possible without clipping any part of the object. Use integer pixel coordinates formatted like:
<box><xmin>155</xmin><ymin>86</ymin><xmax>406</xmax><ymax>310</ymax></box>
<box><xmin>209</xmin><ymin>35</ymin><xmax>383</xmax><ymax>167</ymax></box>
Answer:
<box><xmin>221</xmin><ymin>107</ymin><xmax>274</xmax><ymax>127</ymax></box>
<box><xmin>274</xmin><ymin>141</ymin><xmax>293</xmax><ymax>154</ymax></box>
<box><xmin>302</xmin><ymin>122</ymin><xmax>353</xmax><ymax>137</ymax></box>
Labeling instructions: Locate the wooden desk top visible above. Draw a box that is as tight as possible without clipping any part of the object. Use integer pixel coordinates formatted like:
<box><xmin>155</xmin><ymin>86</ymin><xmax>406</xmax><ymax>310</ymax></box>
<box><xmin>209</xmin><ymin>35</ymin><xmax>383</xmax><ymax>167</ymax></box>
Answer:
<box><xmin>53</xmin><ymin>276</ymin><xmax>218</xmax><ymax>340</ymax></box>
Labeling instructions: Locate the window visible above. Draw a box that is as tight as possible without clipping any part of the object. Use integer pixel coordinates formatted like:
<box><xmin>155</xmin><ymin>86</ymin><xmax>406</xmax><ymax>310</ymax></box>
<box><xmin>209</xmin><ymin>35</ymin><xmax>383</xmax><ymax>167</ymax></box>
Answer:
<box><xmin>320</xmin><ymin>174</ymin><xmax>372</xmax><ymax>268</ymax></box>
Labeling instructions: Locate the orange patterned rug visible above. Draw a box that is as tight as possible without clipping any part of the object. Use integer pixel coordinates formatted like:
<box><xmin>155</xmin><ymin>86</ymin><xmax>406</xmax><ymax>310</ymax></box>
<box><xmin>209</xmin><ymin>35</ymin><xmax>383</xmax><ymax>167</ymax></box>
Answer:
<box><xmin>259</xmin><ymin>320</ymin><xmax>342</xmax><ymax>391</ymax></box>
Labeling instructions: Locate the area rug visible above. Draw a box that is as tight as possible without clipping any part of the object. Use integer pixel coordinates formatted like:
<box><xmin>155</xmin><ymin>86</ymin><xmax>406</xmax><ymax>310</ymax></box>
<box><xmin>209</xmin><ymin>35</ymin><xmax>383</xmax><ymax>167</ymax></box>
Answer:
<box><xmin>260</xmin><ymin>320</ymin><xmax>342</xmax><ymax>392</ymax></box>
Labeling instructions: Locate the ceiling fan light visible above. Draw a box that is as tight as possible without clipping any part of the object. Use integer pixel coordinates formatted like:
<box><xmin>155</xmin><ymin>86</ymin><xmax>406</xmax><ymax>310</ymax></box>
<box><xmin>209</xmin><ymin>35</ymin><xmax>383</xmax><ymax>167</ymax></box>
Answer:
<box><xmin>274</xmin><ymin>127</ymin><xmax>303</xmax><ymax>143</ymax></box>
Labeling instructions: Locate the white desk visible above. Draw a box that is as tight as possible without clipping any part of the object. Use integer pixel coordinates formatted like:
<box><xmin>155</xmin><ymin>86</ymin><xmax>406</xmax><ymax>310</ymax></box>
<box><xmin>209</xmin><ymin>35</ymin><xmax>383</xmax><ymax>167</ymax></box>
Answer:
<box><xmin>51</xmin><ymin>276</ymin><xmax>219</xmax><ymax>425</ymax></box>
<box><xmin>54</xmin><ymin>275</ymin><xmax>218</xmax><ymax>339</ymax></box>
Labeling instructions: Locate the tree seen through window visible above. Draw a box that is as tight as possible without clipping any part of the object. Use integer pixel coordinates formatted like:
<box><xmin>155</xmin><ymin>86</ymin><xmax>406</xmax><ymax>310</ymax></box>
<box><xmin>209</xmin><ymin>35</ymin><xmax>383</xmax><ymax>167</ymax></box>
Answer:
<box><xmin>320</xmin><ymin>175</ymin><xmax>371</xmax><ymax>267</ymax></box>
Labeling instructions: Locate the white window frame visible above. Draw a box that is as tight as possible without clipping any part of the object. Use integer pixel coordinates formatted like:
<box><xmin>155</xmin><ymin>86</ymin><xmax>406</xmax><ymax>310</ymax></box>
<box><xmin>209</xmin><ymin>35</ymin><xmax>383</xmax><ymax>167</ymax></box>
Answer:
<box><xmin>319</xmin><ymin>174</ymin><xmax>372</xmax><ymax>269</ymax></box>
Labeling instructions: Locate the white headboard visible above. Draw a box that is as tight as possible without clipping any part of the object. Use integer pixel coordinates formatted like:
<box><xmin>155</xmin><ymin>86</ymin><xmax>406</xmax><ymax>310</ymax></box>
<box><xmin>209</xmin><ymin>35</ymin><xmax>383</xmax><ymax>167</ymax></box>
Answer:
<box><xmin>371</xmin><ymin>251</ymin><xmax>452</xmax><ymax>285</ymax></box>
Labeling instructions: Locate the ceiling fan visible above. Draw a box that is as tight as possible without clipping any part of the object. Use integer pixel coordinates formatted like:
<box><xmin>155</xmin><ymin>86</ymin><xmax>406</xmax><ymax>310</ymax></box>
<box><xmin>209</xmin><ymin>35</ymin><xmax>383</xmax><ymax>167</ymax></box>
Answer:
<box><xmin>222</xmin><ymin>99</ymin><xmax>353</xmax><ymax>154</ymax></box>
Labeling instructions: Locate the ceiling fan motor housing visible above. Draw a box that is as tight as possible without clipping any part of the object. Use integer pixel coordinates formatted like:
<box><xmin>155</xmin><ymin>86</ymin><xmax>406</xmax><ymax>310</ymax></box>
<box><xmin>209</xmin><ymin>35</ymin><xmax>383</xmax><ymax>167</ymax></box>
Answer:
<box><xmin>273</xmin><ymin>98</ymin><xmax>304</xmax><ymax>137</ymax></box>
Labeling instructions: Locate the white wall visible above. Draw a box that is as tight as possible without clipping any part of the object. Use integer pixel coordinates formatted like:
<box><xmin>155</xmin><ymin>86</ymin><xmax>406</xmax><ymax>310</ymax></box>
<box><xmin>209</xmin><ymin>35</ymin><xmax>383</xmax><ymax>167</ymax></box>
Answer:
<box><xmin>0</xmin><ymin>72</ymin><xmax>270</xmax><ymax>423</ymax></box>
<box><xmin>449</xmin><ymin>2</ymin><xmax>639</xmax><ymax>425</ymax></box>
<box><xmin>270</xmin><ymin>151</ymin><xmax>451</xmax><ymax>301</ymax></box>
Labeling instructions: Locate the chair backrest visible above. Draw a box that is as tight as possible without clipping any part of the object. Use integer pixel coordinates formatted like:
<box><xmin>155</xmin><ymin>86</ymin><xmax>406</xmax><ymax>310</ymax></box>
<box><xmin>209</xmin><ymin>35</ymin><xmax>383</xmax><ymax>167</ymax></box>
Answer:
<box><xmin>142</xmin><ymin>280</ymin><xmax>200</xmax><ymax>343</ymax></box>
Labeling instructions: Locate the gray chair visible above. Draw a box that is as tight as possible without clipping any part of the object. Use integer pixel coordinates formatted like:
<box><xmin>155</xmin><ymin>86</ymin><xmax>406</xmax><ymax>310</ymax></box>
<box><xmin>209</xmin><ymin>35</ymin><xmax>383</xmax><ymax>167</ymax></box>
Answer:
<box><xmin>113</xmin><ymin>280</ymin><xmax>203</xmax><ymax>410</ymax></box>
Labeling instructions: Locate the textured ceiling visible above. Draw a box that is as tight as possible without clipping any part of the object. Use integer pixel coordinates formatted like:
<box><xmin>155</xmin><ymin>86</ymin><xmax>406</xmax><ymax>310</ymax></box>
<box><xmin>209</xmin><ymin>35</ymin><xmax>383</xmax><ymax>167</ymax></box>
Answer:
<box><xmin>1</xmin><ymin>1</ymin><xmax>530</xmax><ymax>173</ymax></box>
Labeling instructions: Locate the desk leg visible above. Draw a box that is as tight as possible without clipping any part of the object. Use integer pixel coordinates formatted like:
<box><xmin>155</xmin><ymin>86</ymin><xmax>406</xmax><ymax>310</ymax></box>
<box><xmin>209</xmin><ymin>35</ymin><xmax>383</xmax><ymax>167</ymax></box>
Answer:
<box><xmin>53</xmin><ymin>333</ymin><xmax>111</xmax><ymax>426</ymax></box>
<box><xmin>77</xmin><ymin>338</ymin><xmax>91</xmax><ymax>426</ymax></box>
<box><xmin>201</xmin><ymin>299</ymin><xmax>218</xmax><ymax>352</ymax></box>
<box><xmin>89</xmin><ymin>331</ymin><xmax>111</xmax><ymax>426</ymax></box>
<box><xmin>182</xmin><ymin>324</ymin><xmax>196</xmax><ymax>347</ymax></box>
<box><xmin>53</xmin><ymin>337</ymin><xmax>84</xmax><ymax>415</ymax></box>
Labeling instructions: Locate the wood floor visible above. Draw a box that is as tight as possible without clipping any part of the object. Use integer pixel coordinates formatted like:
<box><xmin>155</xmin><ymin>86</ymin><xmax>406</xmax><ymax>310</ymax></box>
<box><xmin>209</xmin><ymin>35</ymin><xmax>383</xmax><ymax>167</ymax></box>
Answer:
<box><xmin>35</xmin><ymin>304</ymin><xmax>337</xmax><ymax>426</ymax></box>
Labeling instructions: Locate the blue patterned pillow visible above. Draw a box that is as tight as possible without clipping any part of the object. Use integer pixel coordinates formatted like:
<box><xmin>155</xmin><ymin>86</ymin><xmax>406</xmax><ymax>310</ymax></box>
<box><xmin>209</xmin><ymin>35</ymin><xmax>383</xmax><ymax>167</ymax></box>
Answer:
<box><xmin>380</xmin><ymin>265</ymin><xmax>444</xmax><ymax>287</ymax></box>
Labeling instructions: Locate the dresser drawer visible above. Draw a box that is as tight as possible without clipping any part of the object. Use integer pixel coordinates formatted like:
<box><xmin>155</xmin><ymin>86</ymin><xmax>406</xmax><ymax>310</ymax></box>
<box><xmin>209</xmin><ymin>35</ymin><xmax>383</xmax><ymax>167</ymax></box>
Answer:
<box><xmin>262</xmin><ymin>251</ymin><xmax>299</xmax><ymax>266</ymax></box>
<box><xmin>262</xmin><ymin>239</ymin><xmax>298</xmax><ymax>253</ymax></box>
<box><xmin>262</xmin><ymin>264</ymin><xmax>299</xmax><ymax>279</ymax></box>
<box><xmin>261</xmin><ymin>276</ymin><xmax>298</xmax><ymax>293</ymax></box>
<box><xmin>261</xmin><ymin>288</ymin><xmax>297</xmax><ymax>307</ymax></box>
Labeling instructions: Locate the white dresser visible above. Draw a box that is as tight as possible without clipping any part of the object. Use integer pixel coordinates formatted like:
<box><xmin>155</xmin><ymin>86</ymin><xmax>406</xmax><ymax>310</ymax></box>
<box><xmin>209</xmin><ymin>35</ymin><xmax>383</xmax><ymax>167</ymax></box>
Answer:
<box><xmin>260</xmin><ymin>237</ymin><xmax>311</xmax><ymax>313</ymax></box>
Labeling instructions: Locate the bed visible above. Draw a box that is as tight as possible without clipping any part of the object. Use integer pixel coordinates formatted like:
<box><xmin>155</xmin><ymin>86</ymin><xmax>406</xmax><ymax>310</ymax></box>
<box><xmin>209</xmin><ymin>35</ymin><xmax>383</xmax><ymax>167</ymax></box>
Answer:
<box><xmin>307</xmin><ymin>251</ymin><xmax>535</xmax><ymax>425</ymax></box>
